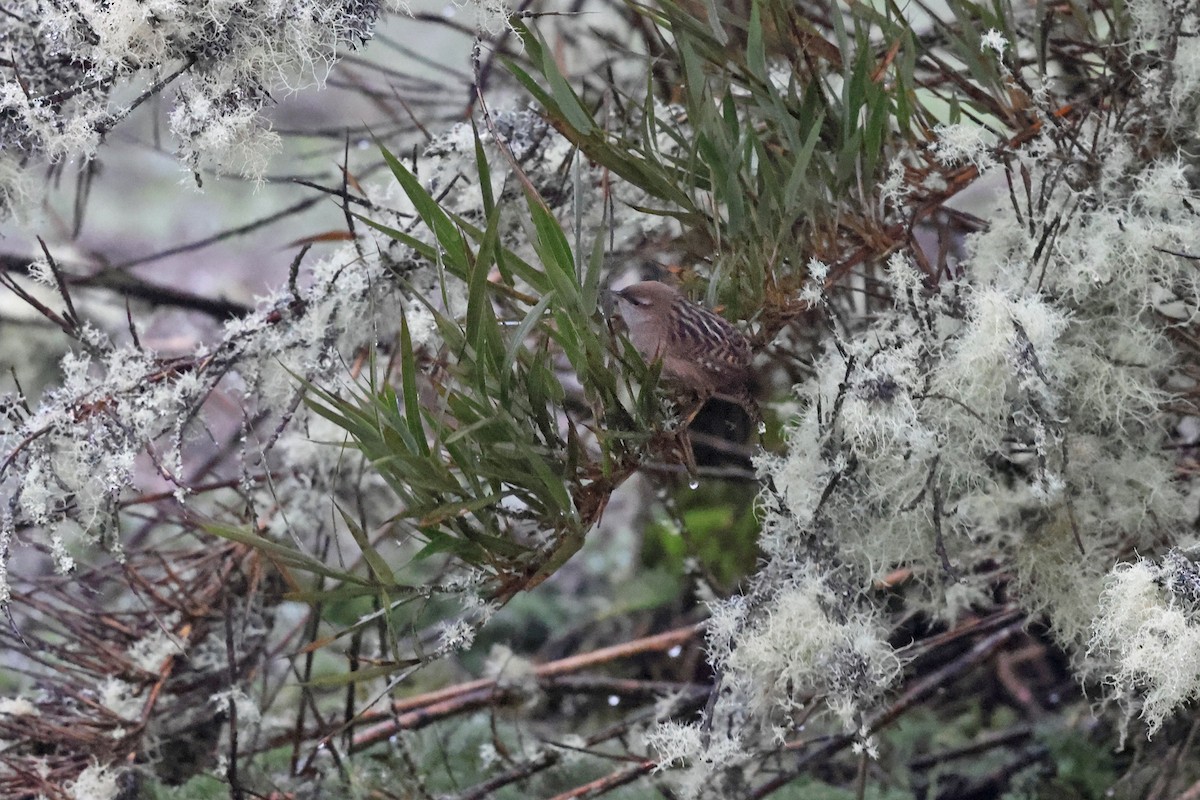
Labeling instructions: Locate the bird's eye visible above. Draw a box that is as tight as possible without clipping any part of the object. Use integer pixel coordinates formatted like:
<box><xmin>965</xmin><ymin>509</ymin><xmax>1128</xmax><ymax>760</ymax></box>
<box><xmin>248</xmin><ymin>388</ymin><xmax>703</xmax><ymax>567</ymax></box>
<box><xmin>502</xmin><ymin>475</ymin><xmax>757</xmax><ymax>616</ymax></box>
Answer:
<box><xmin>617</xmin><ymin>291</ymin><xmax>647</xmax><ymax>306</ymax></box>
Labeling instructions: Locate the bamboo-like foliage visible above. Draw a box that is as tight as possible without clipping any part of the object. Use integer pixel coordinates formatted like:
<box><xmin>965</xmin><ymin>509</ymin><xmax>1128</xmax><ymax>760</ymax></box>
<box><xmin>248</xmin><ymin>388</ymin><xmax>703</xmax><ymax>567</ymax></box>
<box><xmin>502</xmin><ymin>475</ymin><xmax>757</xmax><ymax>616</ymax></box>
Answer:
<box><xmin>287</xmin><ymin>0</ymin><xmax>1083</xmax><ymax>654</ymax></box>
<box><xmin>303</xmin><ymin>130</ymin><xmax>665</xmax><ymax>607</ymax></box>
<box><xmin>505</xmin><ymin>2</ymin><xmax>955</xmax><ymax>317</ymax></box>
<box><xmin>9</xmin><ymin>0</ymin><xmax>1197</xmax><ymax>796</ymax></box>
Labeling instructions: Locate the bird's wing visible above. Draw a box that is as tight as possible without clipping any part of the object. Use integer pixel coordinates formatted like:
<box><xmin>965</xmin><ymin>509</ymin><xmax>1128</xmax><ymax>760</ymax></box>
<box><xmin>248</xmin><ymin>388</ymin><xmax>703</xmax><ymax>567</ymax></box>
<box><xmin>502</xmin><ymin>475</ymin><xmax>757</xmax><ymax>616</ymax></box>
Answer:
<box><xmin>669</xmin><ymin>299</ymin><xmax>752</xmax><ymax>384</ymax></box>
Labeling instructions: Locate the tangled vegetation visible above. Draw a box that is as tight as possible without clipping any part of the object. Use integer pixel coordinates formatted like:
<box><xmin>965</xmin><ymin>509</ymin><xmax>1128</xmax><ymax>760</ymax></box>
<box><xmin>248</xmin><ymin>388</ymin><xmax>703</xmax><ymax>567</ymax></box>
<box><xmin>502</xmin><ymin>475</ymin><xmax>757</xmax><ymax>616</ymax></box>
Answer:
<box><xmin>3</xmin><ymin>0</ymin><xmax>1200</xmax><ymax>798</ymax></box>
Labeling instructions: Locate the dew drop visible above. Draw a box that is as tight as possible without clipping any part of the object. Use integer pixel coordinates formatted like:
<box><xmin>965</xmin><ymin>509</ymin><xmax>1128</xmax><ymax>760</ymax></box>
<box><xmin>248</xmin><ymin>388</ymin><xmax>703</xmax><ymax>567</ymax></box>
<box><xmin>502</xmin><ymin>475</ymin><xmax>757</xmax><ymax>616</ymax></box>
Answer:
<box><xmin>667</xmin><ymin>644</ymin><xmax>683</xmax><ymax>658</ymax></box>
<box><xmin>687</xmin><ymin>478</ymin><xmax>699</xmax><ymax>490</ymax></box>
<box><xmin>607</xmin><ymin>694</ymin><xmax>620</xmax><ymax>707</ymax></box>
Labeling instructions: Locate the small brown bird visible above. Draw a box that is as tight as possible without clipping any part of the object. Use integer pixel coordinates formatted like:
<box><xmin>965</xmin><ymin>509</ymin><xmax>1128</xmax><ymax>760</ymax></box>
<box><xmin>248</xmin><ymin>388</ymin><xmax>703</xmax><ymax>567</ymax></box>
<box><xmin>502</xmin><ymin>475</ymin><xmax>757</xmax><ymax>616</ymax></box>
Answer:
<box><xmin>611</xmin><ymin>280</ymin><xmax>754</xmax><ymax>406</ymax></box>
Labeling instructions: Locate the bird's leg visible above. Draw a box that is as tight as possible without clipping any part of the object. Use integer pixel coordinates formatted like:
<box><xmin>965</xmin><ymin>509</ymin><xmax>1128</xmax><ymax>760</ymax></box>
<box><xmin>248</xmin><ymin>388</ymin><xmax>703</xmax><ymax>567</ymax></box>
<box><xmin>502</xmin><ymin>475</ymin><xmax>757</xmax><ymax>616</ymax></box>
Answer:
<box><xmin>681</xmin><ymin>393</ymin><xmax>708</xmax><ymax>427</ymax></box>
<box><xmin>678</xmin><ymin>430</ymin><xmax>699</xmax><ymax>482</ymax></box>
<box><xmin>676</xmin><ymin>391</ymin><xmax>711</xmax><ymax>482</ymax></box>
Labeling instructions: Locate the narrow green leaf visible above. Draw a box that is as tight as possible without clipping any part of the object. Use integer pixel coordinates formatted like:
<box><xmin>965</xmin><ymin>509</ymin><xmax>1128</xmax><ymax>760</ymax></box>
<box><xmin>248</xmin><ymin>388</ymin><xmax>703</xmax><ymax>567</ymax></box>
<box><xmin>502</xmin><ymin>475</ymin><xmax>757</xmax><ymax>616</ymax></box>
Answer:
<box><xmin>471</xmin><ymin>116</ymin><xmax>495</xmax><ymax>216</ymax></box>
<box><xmin>527</xmin><ymin>451</ymin><xmax>575</xmax><ymax>519</ymax></box>
<box><xmin>284</xmin><ymin>584</ymin><xmax>415</xmax><ymax>604</ymax></box>
<box><xmin>526</xmin><ymin>199</ymin><xmax>578</xmax><ymax>304</ymax></box>
<box><xmin>375</xmin><ymin>142</ymin><xmax>469</xmax><ymax>277</ymax></box>
<box><xmin>746</xmin><ymin>0</ymin><xmax>766</xmax><ymax>79</ymax></box>
<box><xmin>503</xmin><ymin>289</ymin><xmax>556</xmax><ymax>375</ymax></box>
<box><xmin>415</xmin><ymin>529</ymin><xmax>487</xmax><ymax>562</ymax></box>
<box><xmin>464</xmin><ymin>208</ymin><xmax>500</xmax><ymax>358</ymax></box>
<box><xmin>337</xmin><ymin>504</ymin><xmax>396</xmax><ymax>584</ymax></box>
<box><xmin>398</xmin><ymin>311</ymin><xmax>430</xmax><ymax>457</ymax></box>
<box><xmin>354</xmin><ymin>213</ymin><xmax>440</xmax><ymax>264</ymax></box>
<box><xmin>202</xmin><ymin>521</ymin><xmax>370</xmax><ymax>585</ymax></box>
<box><xmin>305</xmin><ymin>662</ymin><xmax>422</xmax><ymax>687</ymax></box>
<box><xmin>413</xmin><ymin>492</ymin><xmax>503</xmax><ymax>527</ymax></box>
<box><xmin>503</xmin><ymin>58</ymin><xmax>560</xmax><ymax>120</ymax></box>
<box><xmin>529</xmin><ymin>27</ymin><xmax>594</xmax><ymax>135</ymax></box>
<box><xmin>447</xmin><ymin>210</ymin><xmax>550</xmax><ymax>293</ymax></box>
<box><xmin>784</xmin><ymin>110</ymin><xmax>824</xmax><ymax>206</ymax></box>
<box><xmin>582</xmin><ymin>233</ymin><xmax>605</xmax><ymax>315</ymax></box>
<box><xmin>509</xmin><ymin>20</ymin><xmax>604</xmax><ymax>144</ymax></box>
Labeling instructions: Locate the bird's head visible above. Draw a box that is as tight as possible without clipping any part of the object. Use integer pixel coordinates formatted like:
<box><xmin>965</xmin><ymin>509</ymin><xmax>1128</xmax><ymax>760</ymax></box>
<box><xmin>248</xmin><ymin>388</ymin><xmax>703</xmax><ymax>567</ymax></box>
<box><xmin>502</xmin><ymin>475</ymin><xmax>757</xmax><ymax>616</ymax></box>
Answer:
<box><xmin>610</xmin><ymin>281</ymin><xmax>680</xmax><ymax>327</ymax></box>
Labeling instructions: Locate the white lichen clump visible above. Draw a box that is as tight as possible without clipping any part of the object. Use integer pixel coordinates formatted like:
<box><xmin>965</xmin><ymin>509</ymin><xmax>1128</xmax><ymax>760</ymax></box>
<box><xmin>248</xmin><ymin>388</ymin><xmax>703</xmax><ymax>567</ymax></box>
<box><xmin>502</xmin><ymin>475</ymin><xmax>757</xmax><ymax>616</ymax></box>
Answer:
<box><xmin>66</xmin><ymin>762</ymin><xmax>121</xmax><ymax>800</ymax></box>
<box><xmin>708</xmin><ymin>568</ymin><xmax>901</xmax><ymax>733</ymax></box>
<box><xmin>739</xmin><ymin>0</ymin><xmax>1200</xmax><ymax>762</ymax></box>
<box><xmin>0</xmin><ymin>105</ymin><xmax>670</xmax><ymax>643</ymax></box>
<box><xmin>1090</xmin><ymin>552</ymin><xmax>1200</xmax><ymax>738</ymax></box>
<box><xmin>0</xmin><ymin>0</ymin><xmax>396</xmax><ymax>211</ymax></box>
<box><xmin>646</xmin><ymin>1</ymin><xmax>1200</xmax><ymax>787</ymax></box>
<box><xmin>8</xmin><ymin>0</ymin><xmax>1200</xmax><ymax>791</ymax></box>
